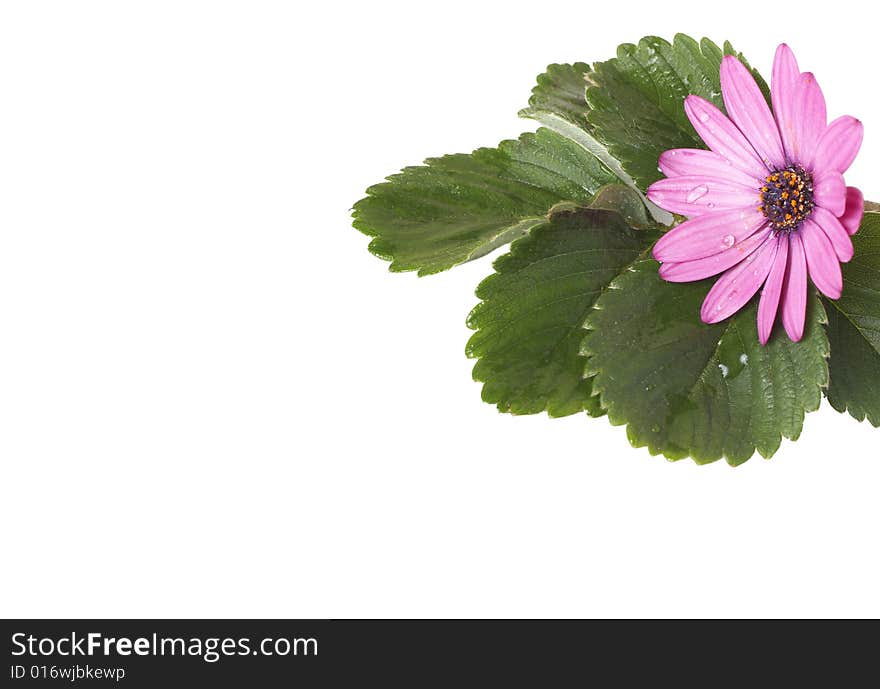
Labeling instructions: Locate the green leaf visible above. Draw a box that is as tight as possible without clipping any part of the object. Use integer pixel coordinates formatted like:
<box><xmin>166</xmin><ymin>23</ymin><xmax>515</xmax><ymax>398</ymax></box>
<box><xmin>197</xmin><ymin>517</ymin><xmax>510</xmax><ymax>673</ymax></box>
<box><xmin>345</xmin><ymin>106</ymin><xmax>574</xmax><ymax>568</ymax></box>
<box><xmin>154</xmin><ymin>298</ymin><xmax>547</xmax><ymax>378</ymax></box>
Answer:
<box><xmin>520</xmin><ymin>69</ymin><xmax>674</xmax><ymax>227</ymax></box>
<box><xmin>582</xmin><ymin>260</ymin><xmax>829</xmax><ymax>465</ymax></box>
<box><xmin>467</xmin><ymin>200</ymin><xmax>653</xmax><ymax>417</ymax></box>
<box><xmin>352</xmin><ymin>128</ymin><xmax>616</xmax><ymax>276</ymax></box>
<box><xmin>824</xmin><ymin>212</ymin><xmax>880</xmax><ymax>426</ymax></box>
<box><xmin>584</xmin><ymin>34</ymin><xmax>765</xmax><ymax>190</ymax></box>
<box><xmin>520</xmin><ymin>62</ymin><xmax>592</xmax><ymax>132</ymax></box>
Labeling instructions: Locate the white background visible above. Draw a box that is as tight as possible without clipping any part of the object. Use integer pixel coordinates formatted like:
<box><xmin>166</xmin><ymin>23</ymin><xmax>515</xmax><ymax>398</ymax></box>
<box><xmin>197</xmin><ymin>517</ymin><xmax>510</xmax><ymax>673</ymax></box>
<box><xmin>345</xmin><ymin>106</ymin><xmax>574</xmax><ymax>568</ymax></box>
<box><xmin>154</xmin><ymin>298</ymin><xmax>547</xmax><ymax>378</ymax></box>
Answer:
<box><xmin>1</xmin><ymin>0</ymin><xmax>878</xmax><ymax>618</ymax></box>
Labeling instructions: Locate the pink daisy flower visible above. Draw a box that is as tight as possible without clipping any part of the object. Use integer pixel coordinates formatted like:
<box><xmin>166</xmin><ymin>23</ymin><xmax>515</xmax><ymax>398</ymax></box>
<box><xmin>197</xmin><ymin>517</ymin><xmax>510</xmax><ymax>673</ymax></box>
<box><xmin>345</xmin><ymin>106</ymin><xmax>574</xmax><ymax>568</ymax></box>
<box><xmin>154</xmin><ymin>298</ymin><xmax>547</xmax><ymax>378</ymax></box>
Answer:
<box><xmin>647</xmin><ymin>44</ymin><xmax>864</xmax><ymax>344</ymax></box>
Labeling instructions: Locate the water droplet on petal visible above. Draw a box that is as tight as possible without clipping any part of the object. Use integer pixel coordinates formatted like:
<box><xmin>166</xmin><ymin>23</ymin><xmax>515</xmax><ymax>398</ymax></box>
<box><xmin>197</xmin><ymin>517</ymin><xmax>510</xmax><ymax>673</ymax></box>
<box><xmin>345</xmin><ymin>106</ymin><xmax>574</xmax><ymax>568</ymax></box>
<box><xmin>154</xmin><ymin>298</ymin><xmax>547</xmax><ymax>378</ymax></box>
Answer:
<box><xmin>698</xmin><ymin>111</ymin><xmax>710</xmax><ymax>123</ymax></box>
<box><xmin>686</xmin><ymin>184</ymin><xmax>709</xmax><ymax>203</ymax></box>
<box><xmin>721</xmin><ymin>234</ymin><xmax>735</xmax><ymax>249</ymax></box>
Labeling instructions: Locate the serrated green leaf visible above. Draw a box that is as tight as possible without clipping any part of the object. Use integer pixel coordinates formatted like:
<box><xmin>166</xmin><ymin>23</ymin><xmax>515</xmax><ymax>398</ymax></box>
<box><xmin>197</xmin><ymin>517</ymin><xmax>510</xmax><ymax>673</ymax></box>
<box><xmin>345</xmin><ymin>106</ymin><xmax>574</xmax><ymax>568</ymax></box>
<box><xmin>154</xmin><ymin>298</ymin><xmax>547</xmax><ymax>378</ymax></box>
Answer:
<box><xmin>520</xmin><ymin>72</ymin><xmax>673</xmax><ymax>226</ymax></box>
<box><xmin>582</xmin><ymin>260</ymin><xmax>829</xmax><ymax>465</ymax></box>
<box><xmin>824</xmin><ymin>212</ymin><xmax>880</xmax><ymax>426</ymax></box>
<box><xmin>584</xmin><ymin>34</ymin><xmax>765</xmax><ymax>190</ymax></box>
<box><xmin>520</xmin><ymin>62</ymin><xmax>592</xmax><ymax>132</ymax></box>
<box><xmin>467</xmin><ymin>201</ymin><xmax>653</xmax><ymax>417</ymax></box>
<box><xmin>352</xmin><ymin>128</ymin><xmax>616</xmax><ymax>276</ymax></box>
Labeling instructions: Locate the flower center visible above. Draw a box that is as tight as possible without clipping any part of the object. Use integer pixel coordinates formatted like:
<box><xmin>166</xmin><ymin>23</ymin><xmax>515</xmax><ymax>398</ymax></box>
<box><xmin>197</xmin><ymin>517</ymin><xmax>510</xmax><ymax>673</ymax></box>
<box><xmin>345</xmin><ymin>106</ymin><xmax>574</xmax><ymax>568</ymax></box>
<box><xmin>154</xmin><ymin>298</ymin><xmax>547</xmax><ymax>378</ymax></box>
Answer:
<box><xmin>759</xmin><ymin>166</ymin><xmax>814</xmax><ymax>232</ymax></box>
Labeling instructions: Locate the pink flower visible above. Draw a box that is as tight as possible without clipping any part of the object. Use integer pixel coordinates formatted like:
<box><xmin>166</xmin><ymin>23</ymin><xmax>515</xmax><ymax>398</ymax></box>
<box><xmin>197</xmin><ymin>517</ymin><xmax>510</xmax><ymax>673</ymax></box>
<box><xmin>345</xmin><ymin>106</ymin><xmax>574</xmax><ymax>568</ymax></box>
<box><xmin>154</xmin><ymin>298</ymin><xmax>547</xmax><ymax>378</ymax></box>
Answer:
<box><xmin>647</xmin><ymin>45</ymin><xmax>864</xmax><ymax>344</ymax></box>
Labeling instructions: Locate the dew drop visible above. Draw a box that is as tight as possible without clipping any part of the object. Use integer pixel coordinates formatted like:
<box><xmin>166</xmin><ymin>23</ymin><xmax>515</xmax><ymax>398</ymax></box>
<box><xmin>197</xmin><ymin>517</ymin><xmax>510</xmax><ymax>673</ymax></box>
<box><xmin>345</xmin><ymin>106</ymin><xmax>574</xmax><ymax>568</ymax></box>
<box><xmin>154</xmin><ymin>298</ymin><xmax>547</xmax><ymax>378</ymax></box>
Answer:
<box><xmin>686</xmin><ymin>184</ymin><xmax>709</xmax><ymax>203</ymax></box>
<box><xmin>707</xmin><ymin>202</ymin><xmax>715</xmax><ymax>209</ymax></box>
<box><xmin>719</xmin><ymin>363</ymin><xmax>729</xmax><ymax>378</ymax></box>
<box><xmin>698</xmin><ymin>111</ymin><xmax>710</xmax><ymax>123</ymax></box>
<box><xmin>740</xmin><ymin>353</ymin><xmax>749</xmax><ymax>366</ymax></box>
<box><xmin>721</xmin><ymin>234</ymin><xmax>735</xmax><ymax>249</ymax></box>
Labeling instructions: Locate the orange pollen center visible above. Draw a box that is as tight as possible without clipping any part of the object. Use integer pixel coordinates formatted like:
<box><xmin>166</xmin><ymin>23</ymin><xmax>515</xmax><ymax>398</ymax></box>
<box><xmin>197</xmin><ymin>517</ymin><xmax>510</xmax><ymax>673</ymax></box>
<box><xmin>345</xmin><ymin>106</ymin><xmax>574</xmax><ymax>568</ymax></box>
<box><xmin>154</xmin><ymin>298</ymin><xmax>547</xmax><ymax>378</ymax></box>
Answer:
<box><xmin>759</xmin><ymin>166</ymin><xmax>814</xmax><ymax>232</ymax></box>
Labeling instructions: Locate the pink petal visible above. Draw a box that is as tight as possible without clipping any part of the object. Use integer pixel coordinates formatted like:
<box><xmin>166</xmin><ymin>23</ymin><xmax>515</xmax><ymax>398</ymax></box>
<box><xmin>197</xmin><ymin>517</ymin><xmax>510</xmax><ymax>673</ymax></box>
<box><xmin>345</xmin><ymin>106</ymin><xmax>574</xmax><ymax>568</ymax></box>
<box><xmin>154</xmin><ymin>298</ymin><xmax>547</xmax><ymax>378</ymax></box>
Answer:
<box><xmin>684</xmin><ymin>95</ymin><xmax>768</xmax><ymax>179</ymax></box>
<box><xmin>658</xmin><ymin>149</ymin><xmax>762</xmax><ymax>188</ymax></box>
<box><xmin>700</xmin><ymin>233</ymin><xmax>778</xmax><ymax>324</ymax></box>
<box><xmin>720</xmin><ymin>55</ymin><xmax>785</xmax><ymax>169</ymax></box>
<box><xmin>793</xmin><ymin>73</ymin><xmax>827</xmax><ymax>167</ymax></box>
<box><xmin>839</xmin><ymin>187</ymin><xmax>865</xmax><ymax>235</ymax></box>
<box><xmin>812</xmin><ymin>170</ymin><xmax>846</xmax><ymax>216</ymax></box>
<box><xmin>653</xmin><ymin>207</ymin><xmax>767</xmax><ymax>263</ymax></box>
<box><xmin>811</xmin><ymin>205</ymin><xmax>853</xmax><ymax>262</ymax></box>
<box><xmin>812</xmin><ymin>115</ymin><xmax>864</xmax><ymax>175</ymax></box>
<box><xmin>757</xmin><ymin>234</ymin><xmax>789</xmax><ymax>345</ymax></box>
<box><xmin>780</xmin><ymin>233</ymin><xmax>808</xmax><ymax>342</ymax></box>
<box><xmin>659</xmin><ymin>229</ymin><xmax>771</xmax><ymax>282</ymax></box>
<box><xmin>801</xmin><ymin>220</ymin><xmax>842</xmax><ymax>299</ymax></box>
<box><xmin>647</xmin><ymin>175</ymin><xmax>759</xmax><ymax>216</ymax></box>
<box><xmin>771</xmin><ymin>44</ymin><xmax>801</xmax><ymax>162</ymax></box>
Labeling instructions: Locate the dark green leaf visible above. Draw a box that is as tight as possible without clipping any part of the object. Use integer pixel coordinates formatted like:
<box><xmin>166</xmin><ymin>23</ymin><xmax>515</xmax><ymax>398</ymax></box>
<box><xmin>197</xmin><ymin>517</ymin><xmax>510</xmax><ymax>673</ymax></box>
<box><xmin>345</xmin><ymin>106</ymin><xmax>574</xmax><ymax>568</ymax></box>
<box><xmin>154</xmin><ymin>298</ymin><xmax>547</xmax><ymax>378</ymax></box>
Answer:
<box><xmin>824</xmin><ymin>212</ymin><xmax>880</xmax><ymax>426</ymax></box>
<box><xmin>577</xmin><ymin>184</ymin><xmax>656</xmax><ymax>230</ymax></box>
<box><xmin>352</xmin><ymin>128</ymin><xmax>616</xmax><ymax>276</ymax></box>
<box><xmin>582</xmin><ymin>260</ymin><xmax>829</xmax><ymax>465</ymax></box>
<box><xmin>467</xmin><ymin>201</ymin><xmax>652</xmax><ymax>417</ymax></box>
<box><xmin>520</xmin><ymin>62</ymin><xmax>592</xmax><ymax>132</ymax></box>
<box><xmin>584</xmin><ymin>34</ymin><xmax>765</xmax><ymax>190</ymax></box>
